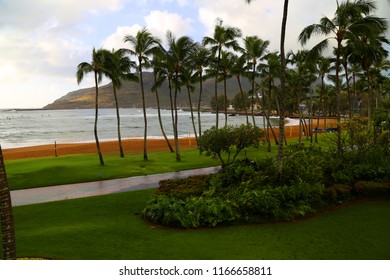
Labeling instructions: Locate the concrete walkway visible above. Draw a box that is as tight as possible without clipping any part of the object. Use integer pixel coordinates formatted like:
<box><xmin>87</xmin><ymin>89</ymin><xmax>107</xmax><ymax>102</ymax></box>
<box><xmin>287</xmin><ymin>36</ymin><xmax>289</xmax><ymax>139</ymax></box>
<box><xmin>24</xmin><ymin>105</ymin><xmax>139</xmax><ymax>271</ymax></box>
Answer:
<box><xmin>10</xmin><ymin>166</ymin><xmax>221</xmax><ymax>207</ymax></box>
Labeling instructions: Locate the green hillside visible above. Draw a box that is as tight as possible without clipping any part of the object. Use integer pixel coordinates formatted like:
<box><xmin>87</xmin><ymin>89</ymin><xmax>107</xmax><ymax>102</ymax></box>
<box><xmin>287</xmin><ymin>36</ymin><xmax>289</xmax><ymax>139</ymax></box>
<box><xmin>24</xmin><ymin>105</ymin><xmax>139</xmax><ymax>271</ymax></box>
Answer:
<box><xmin>43</xmin><ymin>72</ymin><xmax>252</xmax><ymax>109</ymax></box>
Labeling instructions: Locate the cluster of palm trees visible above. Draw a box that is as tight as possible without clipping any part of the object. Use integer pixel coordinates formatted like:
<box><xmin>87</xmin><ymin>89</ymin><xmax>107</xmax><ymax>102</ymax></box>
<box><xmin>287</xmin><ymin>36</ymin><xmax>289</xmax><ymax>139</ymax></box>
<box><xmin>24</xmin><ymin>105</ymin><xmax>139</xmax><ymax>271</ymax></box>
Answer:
<box><xmin>76</xmin><ymin>0</ymin><xmax>389</xmax><ymax>166</ymax></box>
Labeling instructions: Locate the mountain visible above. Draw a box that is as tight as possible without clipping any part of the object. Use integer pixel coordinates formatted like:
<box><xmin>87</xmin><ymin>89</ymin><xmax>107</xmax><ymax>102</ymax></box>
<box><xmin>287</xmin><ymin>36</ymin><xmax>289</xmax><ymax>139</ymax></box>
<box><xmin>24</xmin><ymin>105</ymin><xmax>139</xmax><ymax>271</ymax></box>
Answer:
<box><xmin>43</xmin><ymin>72</ymin><xmax>252</xmax><ymax>110</ymax></box>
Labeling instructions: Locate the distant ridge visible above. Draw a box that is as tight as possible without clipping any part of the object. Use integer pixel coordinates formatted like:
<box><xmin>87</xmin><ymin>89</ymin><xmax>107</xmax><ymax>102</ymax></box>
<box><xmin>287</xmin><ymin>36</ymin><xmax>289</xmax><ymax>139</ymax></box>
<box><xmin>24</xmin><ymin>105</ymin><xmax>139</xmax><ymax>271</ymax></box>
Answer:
<box><xmin>43</xmin><ymin>72</ymin><xmax>251</xmax><ymax>110</ymax></box>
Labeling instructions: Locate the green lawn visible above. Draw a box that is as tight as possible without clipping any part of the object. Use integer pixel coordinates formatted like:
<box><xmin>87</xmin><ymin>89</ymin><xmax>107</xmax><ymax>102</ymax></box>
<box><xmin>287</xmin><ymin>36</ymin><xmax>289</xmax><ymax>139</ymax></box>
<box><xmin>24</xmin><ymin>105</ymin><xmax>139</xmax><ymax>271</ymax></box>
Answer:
<box><xmin>4</xmin><ymin>189</ymin><xmax>390</xmax><ymax>260</ymax></box>
<box><xmin>5</xmin><ymin>145</ymin><xmax>277</xmax><ymax>190</ymax></box>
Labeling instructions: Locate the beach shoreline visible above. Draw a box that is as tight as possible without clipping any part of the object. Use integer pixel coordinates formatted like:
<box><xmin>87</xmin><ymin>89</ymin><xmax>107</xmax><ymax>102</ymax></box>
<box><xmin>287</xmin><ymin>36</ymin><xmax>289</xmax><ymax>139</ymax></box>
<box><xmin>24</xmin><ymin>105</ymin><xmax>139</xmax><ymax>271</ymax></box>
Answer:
<box><xmin>3</xmin><ymin>118</ymin><xmax>337</xmax><ymax>161</ymax></box>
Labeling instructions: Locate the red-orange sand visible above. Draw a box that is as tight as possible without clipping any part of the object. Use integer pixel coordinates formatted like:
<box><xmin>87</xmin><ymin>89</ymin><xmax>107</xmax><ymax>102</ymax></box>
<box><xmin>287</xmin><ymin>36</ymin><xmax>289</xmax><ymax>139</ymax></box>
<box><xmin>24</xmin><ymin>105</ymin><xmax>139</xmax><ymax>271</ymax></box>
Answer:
<box><xmin>3</xmin><ymin>118</ymin><xmax>336</xmax><ymax>161</ymax></box>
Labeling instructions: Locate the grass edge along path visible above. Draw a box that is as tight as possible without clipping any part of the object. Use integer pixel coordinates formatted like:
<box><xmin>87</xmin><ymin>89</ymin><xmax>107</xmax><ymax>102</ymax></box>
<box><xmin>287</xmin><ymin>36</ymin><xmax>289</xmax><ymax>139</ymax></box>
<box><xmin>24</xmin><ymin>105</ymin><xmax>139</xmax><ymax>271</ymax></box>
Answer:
<box><xmin>6</xmin><ymin>146</ymin><xmax>277</xmax><ymax>191</ymax></box>
<box><xmin>2</xmin><ymin>189</ymin><xmax>390</xmax><ymax>260</ymax></box>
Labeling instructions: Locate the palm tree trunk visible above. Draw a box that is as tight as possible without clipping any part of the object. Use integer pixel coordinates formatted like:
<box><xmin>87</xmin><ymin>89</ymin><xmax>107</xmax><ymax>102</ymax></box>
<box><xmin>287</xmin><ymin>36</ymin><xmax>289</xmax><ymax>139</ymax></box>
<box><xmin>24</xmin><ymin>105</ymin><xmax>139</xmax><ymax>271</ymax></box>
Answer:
<box><xmin>0</xmin><ymin>146</ymin><xmax>16</xmax><ymax>260</ymax></box>
<box><xmin>367</xmin><ymin>70</ymin><xmax>373</xmax><ymax>123</ymax></box>
<box><xmin>174</xmin><ymin>72</ymin><xmax>181</xmax><ymax>162</ymax></box>
<box><xmin>343</xmin><ymin>64</ymin><xmax>352</xmax><ymax>119</ymax></box>
<box><xmin>251</xmin><ymin>64</ymin><xmax>257</xmax><ymax>126</ymax></box>
<box><xmin>277</xmin><ymin>0</ymin><xmax>289</xmax><ymax>179</ymax></box>
<box><xmin>187</xmin><ymin>86</ymin><xmax>198</xmax><ymax>143</ymax></box>
<box><xmin>237</xmin><ymin>75</ymin><xmax>249</xmax><ymax>124</ymax></box>
<box><xmin>154</xmin><ymin>74</ymin><xmax>174</xmax><ymax>153</ymax></box>
<box><xmin>224</xmin><ymin>76</ymin><xmax>228</xmax><ymax>127</ymax></box>
<box><xmin>215</xmin><ymin>47</ymin><xmax>221</xmax><ymax>129</ymax></box>
<box><xmin>94</xmin><ymin>71</ymin><xmax>105</xmax><ymax>166</ymax></box>
<box><xmin>113</xmin><ymin>86</ymin><xmax>124</xmax><ymax>157</ymax></box>
<box><xmin>198</xmin><ymin>73</ymin><xmax>204</xmax><ymax>154</ymax></box>
<box><xmin>335</xmin><ymin>41</ymin><xmax>342</xmax><ymax>155</ymax></box>
<box><xmin>139</xmin><ymin>64</ymin><xmax>148</xmax><ymax>161</ymax></box>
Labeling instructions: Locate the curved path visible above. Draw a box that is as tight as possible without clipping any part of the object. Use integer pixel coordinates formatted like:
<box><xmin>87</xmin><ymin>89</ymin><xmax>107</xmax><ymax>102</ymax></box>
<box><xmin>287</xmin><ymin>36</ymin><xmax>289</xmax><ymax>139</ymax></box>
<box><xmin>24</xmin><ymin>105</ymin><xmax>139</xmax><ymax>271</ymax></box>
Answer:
<box><xmin>11</xmin><ymin>166</ymin><xmax>221</xmax><ymax>207</ymax></box>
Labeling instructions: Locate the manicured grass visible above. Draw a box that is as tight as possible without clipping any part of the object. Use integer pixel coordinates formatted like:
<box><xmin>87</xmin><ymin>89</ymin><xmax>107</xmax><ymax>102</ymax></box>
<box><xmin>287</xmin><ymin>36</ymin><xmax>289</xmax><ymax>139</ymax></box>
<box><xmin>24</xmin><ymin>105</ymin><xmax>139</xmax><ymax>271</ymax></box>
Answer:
<box><xmin>3</xmin><ymin>190</ymin><xmax>390</xmax><ymax>259</ymax></box>
<box><xmin>6</xmin><ymin>145</ymin><xmax>277</xmax><ymax>190</ymax></box>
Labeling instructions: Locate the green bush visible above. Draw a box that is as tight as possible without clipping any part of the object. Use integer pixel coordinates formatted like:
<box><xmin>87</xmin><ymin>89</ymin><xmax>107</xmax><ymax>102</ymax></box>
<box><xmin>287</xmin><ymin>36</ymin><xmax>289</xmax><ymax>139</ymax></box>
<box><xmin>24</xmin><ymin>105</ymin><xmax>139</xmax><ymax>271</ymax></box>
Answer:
<box><xmin>200</xmin><ymin>124</ymin><xmax>263</xmax><ymax>167</ymax></box>
<box><xmin>144</xmin><ymin>195</ymin><xmax>239</xmax><ymax>228</ymax></box>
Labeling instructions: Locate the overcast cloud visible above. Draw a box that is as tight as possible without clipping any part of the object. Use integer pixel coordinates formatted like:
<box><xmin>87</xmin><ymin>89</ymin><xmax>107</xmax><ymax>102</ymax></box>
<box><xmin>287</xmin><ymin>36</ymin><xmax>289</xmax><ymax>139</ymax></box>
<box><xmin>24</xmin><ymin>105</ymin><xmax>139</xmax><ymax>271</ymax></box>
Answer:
<box><xmin>0</xmin><ymin>0</ymin><xmax>389</xmax><ymax>108</ymax></box>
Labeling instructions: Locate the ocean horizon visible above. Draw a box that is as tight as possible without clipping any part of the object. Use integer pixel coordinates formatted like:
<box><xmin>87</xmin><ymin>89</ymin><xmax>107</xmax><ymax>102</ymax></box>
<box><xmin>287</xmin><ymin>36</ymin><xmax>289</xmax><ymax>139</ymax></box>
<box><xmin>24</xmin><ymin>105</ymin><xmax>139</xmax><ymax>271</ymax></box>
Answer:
<box><xmin>0</xmin><ymin>108</ymin><xmax>292</xmax><ymax>149</ymax></box>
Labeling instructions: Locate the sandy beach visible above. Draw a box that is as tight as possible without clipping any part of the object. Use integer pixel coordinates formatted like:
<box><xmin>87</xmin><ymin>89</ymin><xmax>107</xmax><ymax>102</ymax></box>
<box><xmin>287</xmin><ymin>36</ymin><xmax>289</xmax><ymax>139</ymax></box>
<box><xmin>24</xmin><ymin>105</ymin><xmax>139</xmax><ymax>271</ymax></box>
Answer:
<box><xmin>3</xmin><ymin>118</ymin><xmax>337</xmax><ymax>161</ymax></box>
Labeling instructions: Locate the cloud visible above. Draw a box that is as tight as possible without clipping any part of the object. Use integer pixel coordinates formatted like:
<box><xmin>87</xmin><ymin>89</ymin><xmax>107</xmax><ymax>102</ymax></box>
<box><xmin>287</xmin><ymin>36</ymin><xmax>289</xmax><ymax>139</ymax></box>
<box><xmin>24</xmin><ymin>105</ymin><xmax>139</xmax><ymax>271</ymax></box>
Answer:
<box><xmin>197</xmin><ymin>0</ymin><xmax>336</xmax><ymax>52</ymax></box>
<box><xmin>102</xmin><ymin>25</ymin><xmax>144</xmax><ymax>50</ymax></box>
<box><xmin>145</xmin><ymin>10</ymin><xmax>194</xmax><ymax>41</ymax></box>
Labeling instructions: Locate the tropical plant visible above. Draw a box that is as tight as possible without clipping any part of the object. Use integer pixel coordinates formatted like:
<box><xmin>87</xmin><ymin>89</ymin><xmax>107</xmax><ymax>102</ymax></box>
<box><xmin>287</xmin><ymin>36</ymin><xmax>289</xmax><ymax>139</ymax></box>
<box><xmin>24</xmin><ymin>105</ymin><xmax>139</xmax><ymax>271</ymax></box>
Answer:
<box><xmin>191</xmin><ymin>45</ymin><xmax>212</xmax><ymax>152</ymax></box>
<box><xmin>150</xmin><ymin>52</ymin><xmax>175</xmax><ymax>153</ymax></box>
<box><xmin>200</xmin><ymin>124</ymin><xmax>262</xmax><ymax>167</ymax></box>
<box><xmin>299</xmin><ymin>0</ymin><xmax>388</xmax><ymax>153</ymax></box>
<box><xmin>242</xmin><ymin>35</ymin><xmax>270</xmax><ymax>126</ymax></box>
<box><xmin>203</xmin><ymin>19</ymin><xmax>242</xmax><ymax>128</ymax></box>
<box><xmin>124</xmin><ymin>28</ymin><xmax>161</xmax><ymax>161</ymax></box>
<box><xmin>0</xmin><ymin>146</ymin><xmax>16</xmax><ymax>260</ymax></box>
<box><xmin>105</xmin><ymin>48</ymin><xmax>138</xmax><ymax>157</ymax></box>
<box><xmin>246</xmin><ymin>0</ymin><xmax>289</xmax><ymax>178</ymax></box>
<box><xmin>230</xmin><ymin>54</ymin><xmax>250</xmax><ymax>124</ymax></box>
<box><xmin>76</xmin><ymin>48</ymin><xmax>110</xmax><ymax>166</ymax></box>
<box><xmin>218</xmin><ymin>50</ymin><xmax>235</xmax><ymax>126</ymax></box>
<box><xmin>164</xmin><ymin>31</ymin><xmax>197</xmax><ymax>162</ymax></box>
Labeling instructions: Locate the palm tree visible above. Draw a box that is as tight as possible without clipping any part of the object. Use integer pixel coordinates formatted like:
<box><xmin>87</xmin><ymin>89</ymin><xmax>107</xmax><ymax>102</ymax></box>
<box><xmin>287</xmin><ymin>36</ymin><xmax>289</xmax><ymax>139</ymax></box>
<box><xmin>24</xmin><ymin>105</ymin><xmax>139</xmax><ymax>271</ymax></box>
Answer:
<box><xmin>299</xmin><ymin>0</ymin><xmax>388</xmax><ymax>153</ymax></box>
<box><xmin>124</xmin><ymin>28</ymin><xmax>161</xmax><ymax>161</ymax></box>
<box><xmin>165</xmin><ymin>31</ymin><xmax>196</xmax><ymax>162</ymax></box>
<box><xmin>247</xmin><ymin>0</ymin><xmax>289</xmax><ymax>178</ymax></box>
<box><xmin>287</xmin><ymin>50</ymin><xmax>316</xmax><ymax>143</ymax></box>
<box><xmin>105</xmin><ymin>48</ymin><xmax>138</xmax><ymax>157</ymax></box>
<box><xmin>259</xmin><ymin>52</ymin><xmax>282</xmax><ymax>149</ymax></box>
<box><xmin>242</xmin><ymin>35</ymin><xmax>270</xmax><ymax>126</ymax></box>
<box><xmin>315</xmin><ymin>56</ymin><xmax>332</xmax><ymax>142</ymax></box>
<box><xmin>218</xmin><ymin>50</ymin><xmax>235</xmax><ymax>126</ymax></box>
<box><xmin>0</xmin><ymin>146</ymin><xmax>16</xmax><ymax>260</ymax></box>
<box><xmin>181</xmin><ymin>66</ymin><xmax>198</xmax><ymax>143</ymax></box>
<box><xmin>231</xmin><ymin>54</ymin><xmax>250</xmax><ymax>124</ymax></box>
<box><xmin>150</xmin><ymin>52</ymin><xmax>175</xmax><ymax>153</ymax></box>
<box><xmin>191</xmin><ymin>45</ymin><xmax>211</xmax><ymax>152</ymax></box>
<box><xmin>351</xmin><ymin>35</ymin><xmax>389</xmax><ymax>121</ymax></box>
<box><xmin>203</xmin><ymin>19</ymin><xmax>242</xmax><ymax>128</ymax></box>
<box><xmin>77</xmin><ymin>48</ymin><xmax>110</xmax><ymax>166</ymax></box>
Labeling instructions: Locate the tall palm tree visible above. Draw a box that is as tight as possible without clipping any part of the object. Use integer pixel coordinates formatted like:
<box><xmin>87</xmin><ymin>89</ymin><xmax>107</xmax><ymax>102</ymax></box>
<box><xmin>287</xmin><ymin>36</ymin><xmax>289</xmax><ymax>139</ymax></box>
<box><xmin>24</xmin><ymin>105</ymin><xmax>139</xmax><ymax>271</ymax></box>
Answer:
<box><xmin>77</xmin><ymin>48</ymin><xmax>110</xmax><ymax>166</ymax></box>
<box><xmin>315</xmin><ymin>56</ymin><xmax>332</xmax><ymax>142</ymax></box>
<box><xmin>218</xmin><ymin>50</ymin><xmax>235</xmax><ymax>126</ymax></box>
<box><xmin>247</xmin><ymin>0</ymin><xmax>289</xmax><ymax>178</ymax></box>
<box><xmin>150</xmin><ymin>52</ymin><xmax>175</xmax><ymax>153</ymax></box>
<box><xmin>105</xmin><ymin>48</ymin><xmax>138</xmax><ymax>157</ymax></box>
<box><xmin>299</xmin><ymin>0</ymin><xmax>388</xmax><ymax>153</ymax></box>
<box><xmin>191</xmin><ymin>45</ymin><xmax>211</xmax><ymax>152</ymax></box>
<box><xmin>181</xmin><ymin>66</ymin><xmax>198</xmax><ymax>143</ymax></box>
<box><xmin>351</xmin><ymin>35</ymin><xmax>389</xmax><ymax>121</ymax></box>
<box><xmin>287</xmin><ymin>50</ymin><xmax>316</xmax><ymax>143</ymax></box>
<box><xmin>124</xmin><ymin>28</ymin><xmax>161</xmax><ymax>161</ymax></box>
<box><xmin>203</xmin><ymin>19</ymin><xmax>242</xmax><ymax>128</ymax></box>
<box><xmin>165</xmin><ymin>31</ymin><xmax>196</xmax><ymax>162</ymax></box>
<box><xmin>0</xmin><ymin>146</ymin><xmax>16</xmax><ymax>260</ymax></box>
<box><xmin>231</xmin><ymin>54</ymin><xmax>249</xmax><ymax>124</ymax></box>
<box><xmin>242</xmin><ymin>35</ymin><xmax>270</xmax><ymax>126</ymax></box>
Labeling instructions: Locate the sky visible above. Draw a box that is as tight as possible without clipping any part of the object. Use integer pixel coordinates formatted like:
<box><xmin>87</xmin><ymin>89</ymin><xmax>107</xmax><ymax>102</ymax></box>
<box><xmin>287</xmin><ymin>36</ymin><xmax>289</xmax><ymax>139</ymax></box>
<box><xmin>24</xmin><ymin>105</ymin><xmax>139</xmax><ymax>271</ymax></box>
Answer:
<box><xmin>0</xmin><ymin>0</ymin><xmax>389</xmax><ymax>109</ymax></box>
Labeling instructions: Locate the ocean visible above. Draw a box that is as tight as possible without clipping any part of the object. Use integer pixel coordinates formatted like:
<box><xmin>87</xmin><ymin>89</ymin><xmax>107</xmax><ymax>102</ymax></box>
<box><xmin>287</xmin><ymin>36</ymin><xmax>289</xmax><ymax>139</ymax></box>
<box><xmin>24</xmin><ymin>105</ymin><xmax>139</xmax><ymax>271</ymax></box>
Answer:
<box><xmin>0</xmin><ymin>108</ymin><xmax>288</xmax><ymax>149</ymax></box>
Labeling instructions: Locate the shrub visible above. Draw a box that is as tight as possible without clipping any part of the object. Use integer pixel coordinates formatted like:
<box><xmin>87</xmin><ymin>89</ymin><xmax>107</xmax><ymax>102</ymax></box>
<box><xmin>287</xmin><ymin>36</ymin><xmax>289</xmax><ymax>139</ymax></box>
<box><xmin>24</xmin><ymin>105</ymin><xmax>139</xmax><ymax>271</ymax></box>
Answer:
<box><xmin>200</xmin><ymin>124</ymin><xmax>263</xmax><ymax>167</ymax></box>
<box><xmin>144</xmin><ymin>195</ymin><xmax>239</xmax><ymax>228</ymax></box>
